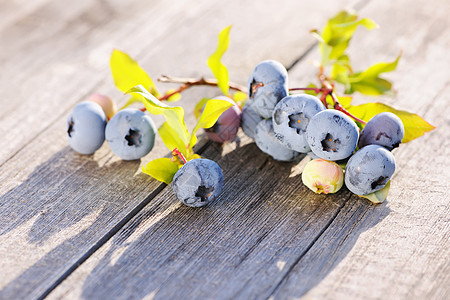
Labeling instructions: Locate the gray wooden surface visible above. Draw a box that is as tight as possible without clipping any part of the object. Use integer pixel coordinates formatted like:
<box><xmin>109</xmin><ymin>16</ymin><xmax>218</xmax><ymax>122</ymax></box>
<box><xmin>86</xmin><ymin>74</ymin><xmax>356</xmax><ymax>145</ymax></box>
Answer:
<box><xmin>0</xmin><ymin>0</ymin><xmax>448</xmax><ymax>299</ymax></box>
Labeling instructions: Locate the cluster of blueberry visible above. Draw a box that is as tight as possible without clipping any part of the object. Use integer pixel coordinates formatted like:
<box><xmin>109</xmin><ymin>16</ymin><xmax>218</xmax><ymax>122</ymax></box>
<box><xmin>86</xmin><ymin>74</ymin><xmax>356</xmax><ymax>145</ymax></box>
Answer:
<box><xmin>67</xmin><ymin>93</ymin><xmax>225</xmax><ymax>208</ymax></box>
<box><xmin>67</xmin><ymin>94</ymin><xmax>157</xmax><ymax>159</ymax></box>
<box><xmin>241</xmin><ymin>60</ymin><xmax>404</xmax><ymax>198</ymax></box>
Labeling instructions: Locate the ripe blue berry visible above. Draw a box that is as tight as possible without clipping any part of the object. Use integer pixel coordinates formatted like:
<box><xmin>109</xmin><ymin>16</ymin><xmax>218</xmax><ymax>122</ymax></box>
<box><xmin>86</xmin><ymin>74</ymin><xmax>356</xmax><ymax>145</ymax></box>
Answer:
<box><xmin>345</xmin><ymin>145</ymin><xmax>396</xmax><ymax>195</ymax></box>
<box><xmin>204</xmin><ymin>97</ymin><xmax>241</xmax><ymax>143</ymax></box>
<box><xmin>358</xmin><ymin>112</ymin><xmax>405</xmax><ymax>151</ymax></box>
<box><xmin>254</xmin><ymin>119</ymin><xmax>300</xmax><ymax>162</ymax></box>
<box><xmin>105</xmin><ymin>108</ymin><xmax>156</xmax><ymax>160</ymax></box>
<box><xmin>273</xmin><ymin>94</ymin><xmax>326</xmax><ymax>153</ymax></box>
<box><xmin>172</xmin><ymin>158</ymin><xmax>223</xmax><ymax>207</ymax></box>
<box><xmin>306</xmin><ymin>110</ymin><xmax>359</xmax><ymax>161</ymax></box>
<box><xmin>241</xmin><ymin>101</ymin><xmax>264</xmax><ymax>140</ymax></box>
<box><xmin>246</xmin><ymin>60</ymin><xmax>288</xmax><ymax>118</ymax></box>
<box><xmin>67</xmin><ymin>101</ymin><xmax>107</xmax><ymax>155</ymax></box>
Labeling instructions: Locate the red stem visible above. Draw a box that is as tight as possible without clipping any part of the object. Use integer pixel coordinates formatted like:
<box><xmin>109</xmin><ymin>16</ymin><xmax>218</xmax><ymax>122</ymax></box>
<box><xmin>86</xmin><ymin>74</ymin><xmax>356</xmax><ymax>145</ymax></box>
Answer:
<box><xmin>172</xmin><ymin>148</ymin><xmax>187</xmax><ymax>164</ymax></box>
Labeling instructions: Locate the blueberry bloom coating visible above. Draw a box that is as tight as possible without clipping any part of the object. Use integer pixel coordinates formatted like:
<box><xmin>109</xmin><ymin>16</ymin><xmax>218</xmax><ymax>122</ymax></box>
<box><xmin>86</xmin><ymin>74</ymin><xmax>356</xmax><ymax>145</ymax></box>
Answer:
<box><xmin>273</xmin><ymin>94</ymin><xmax>325</xmax><ymax>153</ymax></box>
<box><xmin>254</xmin><ymin>119</ymin><xmax>300</xmax><ymax>162</ymax></box>
<box><xmin>67</xmin><ymin>101</ymin><xmax>107</xmax><ymax>155</ymax></box>
<box><xmin>246</xmin><ymin>60</ymin><xmax>288</xmax><ymax>118</ymax></box>
<box><xmin>358</xmin><ymin>112</ymin><xmax>405</xmax><ymax>151</ymax></box>
<box><xmin>172</xmin><ymin>158</ymin><xmax>223</xmax><ymax>207</ymax></box>
<box><xmin>306</xmin><ymin>110</ymin><xmax>359</xmax><ymax>161</ymax></box>
<box><xmin>241</xmin><ymin>101</ymin><xmax>265</xmax><ymax>140</ymax></box>
<box><xmin>105</xmin><ymin>108</ymin><xmax>156</xmax><ymax>160</ymax></box>
<box><xmin>345</xmin><ymin>145</ymin><xmax>396</xmax><ymax>195</ymax></box>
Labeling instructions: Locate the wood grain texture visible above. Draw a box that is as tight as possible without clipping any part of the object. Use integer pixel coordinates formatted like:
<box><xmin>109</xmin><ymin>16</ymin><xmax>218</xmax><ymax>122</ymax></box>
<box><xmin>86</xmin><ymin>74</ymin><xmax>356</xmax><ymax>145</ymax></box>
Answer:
<box><xmin>272</xmin><ymin>0</ymin><xmax>450</xmax><ymax>298</ymax></box>
<box><xmin>0</xmin><ymin>0</ymin><xmax>359</xmax><ymax>299</ymax></box>
<box><xmin>49</xmin><ymin>0</ymin><xmax>449</xmax><ymax>299</ymax></box>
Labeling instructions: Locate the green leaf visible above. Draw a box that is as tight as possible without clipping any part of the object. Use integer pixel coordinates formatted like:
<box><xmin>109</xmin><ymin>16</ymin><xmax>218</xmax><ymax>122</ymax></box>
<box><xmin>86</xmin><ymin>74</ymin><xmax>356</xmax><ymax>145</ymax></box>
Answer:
<box><xmin>351</xmin><ymin>54</ymin><xmax>401</xmax><ymax>80</ymax></box>
<box><xmin>163</xmin><ymin>89</ymin><xmax>182</xmax><ymax>102</ymax></box>
<box><xmin>142</xmin><ymin>158</ymin><xmax>180</xmax><ymax>184</ymax></box>
<box><xmin>347</xmin><ymin>102</ymin><xmax>436</xmax><ymax>142</ymax></box>
<box><xmin>126</xmin><ymin>85</ymin><xmax>190</xmax><ymax>147</ymax></box>
<box><xmin>359</xmin><ymin>181</ymin><xmax>390</xmax><ymax>204</ymax></box>
<box><xmin>110</xmin><ymin>49</ymin><xmax>160</xmax><ymax>97</ymax></box>
<box><xmin>189</xmin><ymin>98</ymin><xmax>233</xmax><ymax>148</ymax></box>
<box><xmin>232</xmin><ymin>91</ymin><xmax>248</xmax><ymax>107</ymax></box>
<box><xmin>337</xmin><ymin>95</ymin><xmax>352</xmax><ymax>108</ymax></box>
<box><xmin>318</xmin><ymin>10</ymin><xmax>378</xmax><ymax>64</ymax></box>
<box><xmin>347</xmin><ymin>77</ymin><xmax>393</xmax><ymax>95</ymax></box>
<box><xmin>347</xmin><ymin>54</ymin><xmax>401</xmax><ymax>95</ymax></box>
<box><xmin>187</xmin><ymin>153</ymin><xmax>202</xmax><ymax>161</ymax></box>
<box><xmin>207</xmin><ymin>25</ymin><xmax>231</xmax><ymax>96</ymax></box>
<box><xmin>194</xmin><ymin>98</ymin><xmax>210</xmax><ymax>119</ymax></box>
<box><xmin>158</xmin><ymin>122</ymin><xmax>188</xmax><ymax>156</ymax></box>
<box><xmin>119</xmin><ymin>95</ymin><xmax>142</xmax><ymax>110</ymax></box>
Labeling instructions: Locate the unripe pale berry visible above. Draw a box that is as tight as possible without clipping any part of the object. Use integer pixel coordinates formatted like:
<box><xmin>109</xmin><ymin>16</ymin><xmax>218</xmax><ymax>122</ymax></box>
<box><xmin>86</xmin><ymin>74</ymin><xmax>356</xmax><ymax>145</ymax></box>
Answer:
<box><xmin>302</xmin><ymin>159</ymin><xmax>344</xmax><ymax>194</ymax></box>
<box><xmin>87</xmin><ymin>93</ymin><xmax>118</xmax><ymax>120</ymax></box>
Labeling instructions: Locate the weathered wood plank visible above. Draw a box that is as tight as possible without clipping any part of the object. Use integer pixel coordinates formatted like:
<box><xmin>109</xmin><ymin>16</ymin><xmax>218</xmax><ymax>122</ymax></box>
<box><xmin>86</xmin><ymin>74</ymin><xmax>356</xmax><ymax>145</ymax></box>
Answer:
<box><xmin>48</xmin><ymin>0</ymin><xmax>449</xmax><ymax>299</ymax></box>
<box><xmin>0</xmin><ymin>0</ymin><xmax>359</xmax><ymax>299</ymax></box>
<box><xmin>270</xmin><ymin>0</ymin><xmax>450</xmax><ymax>298</ymax></box>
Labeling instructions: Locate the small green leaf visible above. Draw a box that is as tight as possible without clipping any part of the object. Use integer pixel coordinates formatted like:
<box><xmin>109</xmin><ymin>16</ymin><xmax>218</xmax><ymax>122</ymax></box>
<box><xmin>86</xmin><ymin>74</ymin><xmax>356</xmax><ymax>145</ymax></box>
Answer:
<box><xmin>194</xmin><ymin>98</ymin><xmax>210</xmax><ymax>119</ymax></box>
<box><xmin>110</xmin><ymin>49</ymin><xmax>160</xmax><ymax>97</ymax></box>
<box><xmin>158</xmin><ymin>122</ymin><xmax>188</xmax><ymax>156</ymax></box>
<box><xmin>163</xmin><ymin>89</ymin><xmax>182</xmax><ymax>102</ymax></box>
<box><xmin>351</xmin><ymin>54</ymin><xmax>401</xmax><ymax>80</ymax></box>
<box><xmin>187</xmin><ymin>153</ymin><xmax>202</xmax><ymax>161</ymax></box>
<box><xmin>207</xmin><ymin>25</ymin><xmax>232</xmax><ymax>96</ymax></box>
<box><xmin>142</xmin><ymin>158</ymin><xmax>180</xmax><ymax>184</ymax></box>
<box><xmin>336</xmin><ymin>95</ymin><xmax>352</xmax><ymax>108</ymax></box>
<box><xmin>348</xmin><ymin>77</ymin><xmax>393</xmax><ymax>95</ymax></box>
<box><xmin>126</xmin><ymin>85</ymin><xmax>190</xmax><ymax>147</ymax></box>
<box><xmin>347</xmin><ymin>102</ymin><xmax>436</xmax><ymax>142</ymax></box>
<box><xmin>303</xmin><ymin>83</ymin><xmax>319</xmax><ymax>96</ymax></box>
<box><xmin>347</xmin><ymin>54</ymin><xmax>401</xmax><ymax>95</ymax></box>
<box><xmin>119</xmin><ymin>95</ymin><xmax>143</xmax><ymax>110</ymax></box>
<box><xmin>318</xmin><ymin>10</ymin><xmax>378</xmax><ymax>64</ymax></box>
<box><xmin>232</xmin><ymin>91</ymin><xmax>248</xmax><ymax>107</ymax></box>
<box><xmin>189</xmin><ymin>98</ymin><xmax>233</xmax><ymax>148</ymax></box>
<box><xmin>359</xmin><ymin>181</ymin><xmax>390</xmax><ymax>204</ymax></box>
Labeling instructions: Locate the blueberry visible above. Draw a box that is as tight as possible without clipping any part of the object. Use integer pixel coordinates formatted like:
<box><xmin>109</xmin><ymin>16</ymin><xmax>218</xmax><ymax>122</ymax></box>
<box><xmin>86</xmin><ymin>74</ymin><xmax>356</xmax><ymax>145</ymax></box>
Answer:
<box><xmin>246</xmin><ymin>60</ymin><xmax>288</xmax><ymax>118</ymax></box>
<box><xmin>172</xmin><ymin>158</ymin><xmax>223</xmax><ymax>207</ymax></box>
<box><xmin>204</xmin><ymin>97</ymin><xmax>241</xmax><ymax>143</ymax></box>
<box><xmin>67</xmin><ymin>101</ymin><xmax>107</xmax><ymax>155</ymax></box>
<box><xmin>345</xmin><ymin>145</ymin><xmax>396</xmax><ymax>195</ymax></box>
<box><xmin>105</xmin><ymin>108</ymin><xmax>156</xmax><ymax>160</ymax></box>
<box><xmin>306</xmin><ymin>110</ymin><xmax>359</xmax><ymax>161</ymax></box>
<box><xmin>358</xmin><ymin>112</ymin><xmax>405</xmax><ymax>151</ymax></box>
<box><xmin>273</xmin><ymin>94</ymin><xmax>326</xmax><ymax>153</ymax></box>
<box><xmin>254</xmin><ymin>119</ymin><xmax>300</xmax><ymax>162</ymax></box>
<box><xmin>241</xmin><ymin>101</ymin><xmax>265</xmax><ymax>140</ymax></box>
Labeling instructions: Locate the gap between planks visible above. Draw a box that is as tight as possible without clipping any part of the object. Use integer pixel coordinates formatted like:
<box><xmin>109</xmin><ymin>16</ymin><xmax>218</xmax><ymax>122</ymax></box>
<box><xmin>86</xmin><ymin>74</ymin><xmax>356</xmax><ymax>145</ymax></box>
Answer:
<box><xmin>32</xmin><ymin>0</ymin><xmax>374</xmax><ymax>297</ymax></box>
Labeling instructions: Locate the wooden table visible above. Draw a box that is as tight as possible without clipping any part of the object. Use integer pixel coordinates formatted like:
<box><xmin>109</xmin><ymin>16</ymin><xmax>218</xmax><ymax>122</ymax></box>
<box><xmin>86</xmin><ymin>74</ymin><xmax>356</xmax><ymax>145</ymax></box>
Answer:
<box><xmin>1</xmin><ymin>0</ymin><xmax>449</xmax><ymax>299</ymax></box>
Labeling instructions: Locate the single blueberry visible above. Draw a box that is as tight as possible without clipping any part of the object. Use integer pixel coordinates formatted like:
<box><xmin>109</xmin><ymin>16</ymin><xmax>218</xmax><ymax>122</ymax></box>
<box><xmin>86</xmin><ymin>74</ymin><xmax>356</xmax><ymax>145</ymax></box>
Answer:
<box><xmin>254</xmin><ymin>119</ymin><xmax>300</xmax><ymax>162</ymax></box>
<box><xmin>204</xmin><ymin>96</ymin><xmax>241</xmax><ymax>143</ymax></box>
<box><xmin>67</xmin><ymin>101</ymin><xmax>107</xmax><ymax>155</ymax></box>
<box><xmin>172</xmin><ymin>158</ymin><xmax>223</xmax><ymax>207</ymax></box>
<box><xmin>345</xmin><ymin>145</ymin><xmax>396</xmax><ymax>195</ymax></box>
<box><xmin>246</xmin><ymin>60</ymin><xmax>288</xmax><ymax>118</ymax></box>
<box><xmin>358</xmin><ymin>112</ymin><xmax>405</xmax><ymax>151</ymax></box>
<box><xmin>241</xmin><ymin>101</ymin><xmax>265</xmax><ymax>140</ymax></box>
<box><xmin>306</xmin><ymin>110</ymin><xmax>359</xmax><ymax>161</ymax></box>
<box><xmin>105</xmin><ymin>108</ymin><xmax>156</xmax><ymax>160</ymax></box>
<box><xmin>272</xmin><ymin>94</ymin><xmax>326</xmax><ymax>153</ymax></box>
